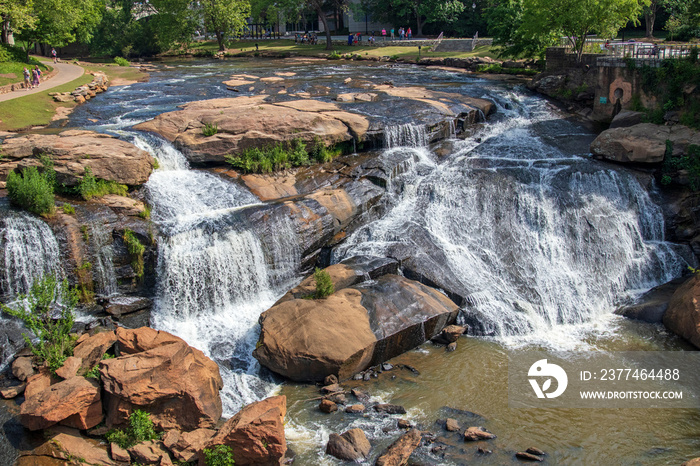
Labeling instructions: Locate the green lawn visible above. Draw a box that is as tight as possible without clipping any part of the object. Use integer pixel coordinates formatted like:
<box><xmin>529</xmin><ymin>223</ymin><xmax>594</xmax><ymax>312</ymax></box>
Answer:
<box><xmin>80</xmin><ymin>60</ymin><xmax>148</xmax><ymax>84</ymax></box>
<box><xmin>184</xmin><ymin>39</ymin><xmax>502</xmax><ymax>61</ymax></box>
<box><xmin>0</xmin><ymin>73</ymin><xmax>93</xmax><ymax>131</ymax></box>
<box><xmin>0</xmin><ymin>60</ymin><xmax>51</xmax><ymax>87</ymax></box>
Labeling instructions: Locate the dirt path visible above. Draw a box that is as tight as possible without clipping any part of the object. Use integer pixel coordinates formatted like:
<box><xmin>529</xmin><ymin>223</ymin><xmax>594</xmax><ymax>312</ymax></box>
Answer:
<box><xmin>0</xmin><ymin>61</ymin><xmax>84</xmax><ymax>103</ymax></box>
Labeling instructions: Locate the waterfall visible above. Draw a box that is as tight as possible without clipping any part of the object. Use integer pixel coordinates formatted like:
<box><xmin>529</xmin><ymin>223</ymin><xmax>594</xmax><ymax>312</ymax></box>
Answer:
<box><xmin>335</xmin><ymin>89</ymin><xmax>688</xmax><ymax>345</ymax></box>
<box><xmin>0</xmin><ymin>212</ymin><xmax>63</xmax><ymax>298</ymax></box>
<box><xmin>89</xmin><ymin>220</ymin><xmax>118</xmax><ymax>297</ymax></box>
<box><xmin>384</xmin><ymin>123</ymin><xmax>428</xmax><ymax>148</ymax></box>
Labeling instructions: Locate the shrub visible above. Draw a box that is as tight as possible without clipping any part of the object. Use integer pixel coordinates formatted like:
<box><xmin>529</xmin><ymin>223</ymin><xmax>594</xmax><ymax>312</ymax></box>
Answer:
<box><xmin>105</xmin><ymin>409</ymin><xmax>159</xmax><ymax>449</ymax></box>
<box><xmin>309</xmin><ymin>137</ymin><xmax>335</xmax><ymax>164</ymax></box>
<box><xmin>123</xmin><ymin>229</ymin><xmax>145</xmax><ymax>278</ymax></box>
<box><xmin>225</xmin><ymin>138</ymin><xmax>317</xmax><ymax>174</ymax></box>
<box><xmin>78</xmin><ymin>166</ymin><xmax>128</xmax><ymax>200</ymax></box>
<box><xmin>1</xmin><ymin>275</ymin><xmax>78</xmax><ymax>373</ymax></box>
<box><xmin>113</xmin><ymin>56</ymin><xmax>130</xmax><ymax>66</ymax></box>
<box><xmin>328</xmin><ymin>50</ymin><xmax>341</xmax><ymax>60</ymax></box>
<box><xmin>203</xmin><ymin>445</ymin><xmax>235</xmax><ymax>466</ymax></box>
<box><xmin>138</xmin><ymin>206</ymin><xmax>151</xmax><ymax>219</ymax></box>
<box><xmin>62</xmin><ymin>203</ymin><xmax>76</xmax><ymax>215</ymax></box>
<box><xmin>202</xmin><ymin>123</ymin><xmax>219</xmax><ymax>137</ymax></box>
<box><xmin>313</xmin><ymin>267</ymin><xmax>334</xmax><ymax>299</ymax></box>
<box><xmin>6</xmin><ymin>166</ymin><xmax>56</xmax><ymax>216</ymax></box>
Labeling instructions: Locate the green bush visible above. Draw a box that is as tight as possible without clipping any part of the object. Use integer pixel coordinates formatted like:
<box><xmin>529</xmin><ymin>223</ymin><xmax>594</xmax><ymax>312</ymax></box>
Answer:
<box><xmin>225</xmin><ymin>138</ymin><xmax>330</xmax><ymax>174</ymax></box>
<box><xmin>105</xmin><ymin>409</ymin><xmax>158</xmax><ymax>449</ymax></box>
<box><xmin>6</xmin><ymin>166</ymin><xmax>56</xmax><ymax>216</ymax></box>
<box><xmin>313</xmin><ymin>267</ymin><xmax>334</xmax><ymax>299</ymax></box>
<box><xmin>476</xmin><ymin>63</ymin><xmax>503</xmax><ymax>74</ymax></box>
<box><xmin>123</xmin><ymin>229</ymin><xmax>145</xmax><ymax>278</ymax></box>
<box><xmin>62</xmin><ymin>203</ymin><xmax>76</xmax><ymax>215</ymax></box>
<box><xmin>113</xmin><ymin>56</ymin><xmax>130</xmax><ymax>66</ymax></box>
<box><xmin>138</xmin><ymin>206</ymin><xmax>151</xmax><ymax>219</ymax></box>
<box><xmin>78</xmin><ymin>166</ymin><xmax>128</xmax><ymax>200</ymax></box>
<box><xmin>202</xmin><ymin>123</ymin><xmax>219</xmax><ymax>137</ymax></box>
<box><xmin>1</xmin><ymin>275</ymin><xmax>78</xmax><ymax>373</ymax></box>
<box><xmin>328</xmin><ymin>50</ymin><xmax>341</xmax><ymax>60</ymax></box>
<box><xmin>203</xmin><ymin>445</ymin><xmax>235</xmax><ymax>466</ymax></box>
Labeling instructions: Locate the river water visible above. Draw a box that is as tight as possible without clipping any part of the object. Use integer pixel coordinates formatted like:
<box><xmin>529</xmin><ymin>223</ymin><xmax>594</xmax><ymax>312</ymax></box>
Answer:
<box><xmin>18</xmin><ymin>58</ymin><xmax>699</xmax><ymax>463</ymax></box>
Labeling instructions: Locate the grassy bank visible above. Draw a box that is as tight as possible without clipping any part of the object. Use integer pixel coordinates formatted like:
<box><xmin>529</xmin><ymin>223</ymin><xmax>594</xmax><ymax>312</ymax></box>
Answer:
<box><xmin>0</xmin><ymin>60</ymin><xmax>52</xmax><ymax>87</ymax></box>
<box><xmin>0</xmin><ymin>73</ymin><xmax>93</xmax><ymax>131</ymax></box>
<box><xmin>183</xmin><ymin>38</ymin><xmax>499</xmax><ymax>61</ymax></box>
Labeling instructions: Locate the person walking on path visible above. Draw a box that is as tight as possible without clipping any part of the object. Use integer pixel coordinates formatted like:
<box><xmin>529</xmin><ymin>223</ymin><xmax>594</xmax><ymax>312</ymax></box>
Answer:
<box><xmin>391</xmin><ymin>28</ymin><xmax>395</xmax><ymax>40</ymax></box>
<box><xmin>51</xmin><ymin>48</ymin><xmax>57</xmax><ymax>63</ymax></box>
<box><xmin>23</xmin><ymin>67</ymin><xmax>32</xmax><ymax>89</ymax></box>
<box><xmin>31</xmin><ymin>67</ymin><xmax>39</xmax><ymax>88</ymax></box>
<box><xmin>33</xmin><ymin>65</ymin><xmax>42</xmax><ymax>87</ymax></box>
<box><xmin>381</xmin><ymin>28</ymin><xmax>386</xmax><ymax>41</ymax></box>
<box><xmin>407</xmin><ymin>27</ymin><xmax>412</xmax><ymax>39</ymax></box>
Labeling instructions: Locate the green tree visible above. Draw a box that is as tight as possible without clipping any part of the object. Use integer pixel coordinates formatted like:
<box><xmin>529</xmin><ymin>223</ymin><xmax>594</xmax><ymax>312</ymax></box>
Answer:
<box><xmin>0</xmin><ymin>0</ymin><xmax>36</xmax><ymax>44</ymax></box>
<box><xmin>200</xmin><ymin>0</ymin><xmax>251</xmax><ymax>51</ymax></box>
<box><xmin>516</xmin><ymin>0</ymin><xmax>647</xmax><ymax>61</ymax></box>
<box><xmin>643</xmin><ymin>0</ymin><xmax>667</xmax><ymax>37</ymax></box>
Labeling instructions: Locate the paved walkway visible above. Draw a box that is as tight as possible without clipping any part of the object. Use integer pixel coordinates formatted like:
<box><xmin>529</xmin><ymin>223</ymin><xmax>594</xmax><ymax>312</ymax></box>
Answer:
<box><xmin>0</xmin><ymin>60</ymin><xmax>84</xmax><ymax>103</ymax></box>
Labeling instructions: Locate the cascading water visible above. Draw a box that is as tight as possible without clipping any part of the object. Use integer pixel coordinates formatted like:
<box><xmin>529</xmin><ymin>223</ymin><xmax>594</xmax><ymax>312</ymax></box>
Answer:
<box><xmin>384</xmin><ymin>123</ymin><xmax>429</xmax><ymax>148</ymax></box>
<box><xmin>89</xmin><ymin>220</ymin><xmax>118</xmax><ymax>297</ymax></box>
<box><xmin>335</xmin><ymin>89</ymin><xmax>688</xmax><ymax>345</ymax></box>
<box><xmin>0</xmin><ymin>211</ymin><xmax>63</xmax><ymax>298</ymax></box>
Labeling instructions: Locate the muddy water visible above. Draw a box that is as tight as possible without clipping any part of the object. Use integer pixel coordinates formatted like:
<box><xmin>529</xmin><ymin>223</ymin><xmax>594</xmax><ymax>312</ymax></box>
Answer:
<box><xmin>282</xmin><ymin>316</ymin><xmax>700</xmax><ymax>465</ymax></box>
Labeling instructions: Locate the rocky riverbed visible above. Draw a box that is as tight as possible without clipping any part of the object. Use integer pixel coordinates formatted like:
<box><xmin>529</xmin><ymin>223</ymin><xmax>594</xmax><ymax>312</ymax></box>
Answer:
<box><xmin>2</xmin><ymin>58</ymin><xmax>700</xmax><ymax>465</ymax></box>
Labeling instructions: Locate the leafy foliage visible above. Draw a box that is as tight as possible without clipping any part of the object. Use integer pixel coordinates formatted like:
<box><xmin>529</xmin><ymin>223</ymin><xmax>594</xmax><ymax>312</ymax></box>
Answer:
<box><xmin>7</xmin><ymin>166</ymin><xmax>55</xmax><ymax>216</ymax></box>
<box><xmin>113</xmin><ymin>56</ymin><xmax>130</xmax><ymax>66</ymax></box>
<box><xmin>123</xmin><ymin>229</ymin><xmax>145</xmax><ymax>278</ymax></box>
<box><xmin>201</xmin><ymin>0</ymin><xmax>251</xmax><ymax>51</ymax></box>
<box><xmin>313</xmin><ymin>267</ymin><xmax>334</xmax><ymax>299</ymax></box>
<box><xmin>1</xmin><ymin>275</ymin><xmax>78</xmax><ymax>373</ymax></box>
<box><xmin>78</xmin><ymin>166</ymin><xmax>128</xmax><ymax>200</ymax></box>
<box><xmin>105</xmin><ymin>409</ymin><xmax>159</xmax><ymax>449</ymax></box>
<box><xmin>62</xmin><ymin>203</ymin><xmax>76</xmax><ymax>215</ymax></box>
<box><xmin>202</xmin><ymin>122</ymin><xmax>219</xmax><ymax>137</ymax></box>
<box><xmin>203</xmin><ymin>445</ymin><xmax>235</xmax><ymax>466</ymax></box>
<box><xmin>224</xmin><ymin>137</ymin><xmax>338</xmax><ymax>174</ymax></box>
<box><xmin>662</xmin><ymin>141</ymin><xmax>700</xmax><ymax>190</ymax></box>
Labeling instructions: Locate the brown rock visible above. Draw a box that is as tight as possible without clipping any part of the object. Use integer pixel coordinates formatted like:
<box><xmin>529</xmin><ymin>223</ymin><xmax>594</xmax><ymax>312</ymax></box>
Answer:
<box><xmin>323</xmin><ymin>374</ymin><xmax>339</xmax><ymax>386</ymax></box>
<box><xmin>663</xmin><ymin>275</ymin><xmax>700</xmax><ymax>348</ymax></box>
<box><xmin>446</xmin><ymin>342</ymin><xmax>457</xmax><ymax>352</ymax></box>
<box><xmin>207</xmin><ymin>396</ymin><xmax>286</xmax><ymax>466</ymax></box>
<box><xmin>441</xmin><ymin>325</ymin><xmax>466</xmax><ymax>343</ymax></box>
<box><xmin>397</xmin><ymin>419</ymin><xmax>412</xmax><ymax>429</ymax></box>
<box><xmin>94</xmin><ymin>194</ymin><xmax>146</xmax><ymax>217</ymax></box>
<box><xmin>104</xmin><ymin>296</ymin><xmax>153</xmax><ymax>316</ymax></box>
<box><xmin>375</xmin><ymin>428</ymin><xmax>422</xmax><ymax>466</ymax></box>
<box><xmin>326</xmin><ymin>428</ymin><xmax>371</xmax><ymax>461</ymax></box>
<box><xmin>165</xmin><ymin>428</ymin><xmax>216</xmax><ymax>462</ymax></box>
<box><xmin>254</xmin><ymin>275</ymin><xmax>459</xmax><ymax>382</ymax></box>
<box><xmin>516</xmin><ymin>451</ymin><xmax>544</xmax><ymax>461</ymax></box>
<box><xmin>55</xmin><ymin>356</ymin><xmax>82</xmax><ymax>379</ymax></box>
<box><xmin>12</xmin><ymin>356</ymin><xmax>35</xmax><ymax>381</ymax></box>
<box><xmin>319</xmin><ymin>399</ymin><xmax>338</xmax><ymax>413</ymax></box>
<box><xmin>101</xmin><ymin>328</ymin><xmax>223</xmax><ymax>431</ymax></box>
<box><xmin>0</xmin><ymin>131</ymin><xmax>155</xmax><ymax>186</ymax></box>
<box><xmin>352</xmin><ymin>388</ymin><xmax>370</xmax><ymax>402</ymax></box>
<box><xmin>20</xmin><ymin>376</ymin><xmax>101</xmax><ymax>431</ymax></box>
<box><xmin>111</xmin><ymin>442</ymin><xmax>130</xmax><ymax>462</ymax></box>
<box><xmin>590</xmin><ymin>123</ymin><xmax>700</xmax><ymax>164</ymax></box>
<box><xmin>345</xmin><ymin>404</ymin><xmax>365</xmax><ymax>413</ymax></box>
<box><xmin>464</xmin><ymin>426</ymin><xmax>496</xmax><ymax>441</ymax></box>
<box><xmin>133</xmin><ymin>96</ymin><xmax>369</xmax><ymax>164</ymax></box>
<box><xmin>682</xmin><ymin>459</ymin><xmax>700</xmax><ymax>466</ymax></box>
<box><xmin>73</xmin><ymin>330</ymin><xmax>117</xmax><ymax>371</ymax></box>
<box><xmin>60</xmin><ymin>398</ymin><xmax>104</xmax><ymax>430</ymax></box>
<box><xmin>24</xmin><ymin>369</ymin><xmax>56</xmax><ymax>400</ymax></box>
<box><xmin>129</xmin><ymin>440</ymin><xmax>171</xmax><ymax>464</ymax></box>
<box><xmin>526</xmin><ymin>447</ymin><xmax>545</xmax><ymax>456</ymax></box>
<box><xmin>1</xmin><ymin>383</ymin><xmax>25</xmax><ymax>399</ymax></box>
<box><xmin>326</xmin><ymin>393</ymin><xmax>347</xmax><ymax>404</ymax></box>
<box><xmin>47</xmin><ymin>427</ymin><xmax>117</xmax><ymax>465</ymax></box>
<box><xmin>445</xmin><ymin>418</ymin><xmax>460</xmax><ymax>432</ymax></box>
<box><xmin>374</xmin><ymin>404</ymin><xmax>406</xmax><ymax>415</ymax></box>
<box><xmin>320</xmin><ymin>383</ymin><xmax>343</xmax><ymax>394</ymax></box>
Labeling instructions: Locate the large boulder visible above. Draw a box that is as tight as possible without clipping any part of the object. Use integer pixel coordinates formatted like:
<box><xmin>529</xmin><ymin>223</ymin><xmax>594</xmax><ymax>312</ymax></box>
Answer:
<box><xmin>253</xmin><ymin>273</ymin><xmax>460</xmax><ymax>382</ymax></box>
<box><xmin>375</xmin><ymin>429</ymin><xmax>422</xmax><ymax>466</ymax></box>
<box><xmin>100</xmin><ymin>327</ymin><xmax>223</xmax><ymax>430</ymax></box>
<box><xmin>0</xmin><ymin>130</ymin><xmax>155</xmax><ymax>186</ymax></box>
<box><xmin>20</xmin><ymin>376</ymin><xmax>102</xmax><ymax>431</ymax></box>
<box><xmin>590</xmin><ymin>123</ymin><xmax>700</xmax><ymax>164</ymax></box>
<box><xmin>134</xmin><ymin>96</ymin><xmax>369</xmax><ymax>164</ymax></box>
<box><xmin>206</xmin><ymin>396</ymin><xmax>287</xmax><ymax>466</ymax></box>
<box><xmin>73</xmin><ymin>330</ymin><xmax>117</xmax><ymax>371</ymax></box>
<box><xmin>616</xmin><ymin>277</ymin><xmax>688</xmax><ymax>323</ymax></box>
<box><xmin>663</xmin><ymin>275</ymin><xmax>700</xmax><ymax>348</ymax></box>
<box><xmin>325</xmin><ymin>428</ymin><xmax>371</xmax><ymax>461</ymax></box>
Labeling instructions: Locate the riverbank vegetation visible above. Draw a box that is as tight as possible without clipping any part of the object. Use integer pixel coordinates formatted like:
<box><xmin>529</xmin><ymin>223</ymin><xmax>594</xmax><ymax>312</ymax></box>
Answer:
<box><xmin>225</xmin><ymin>137</ymin><xmax>338</xmax><ymax>173</ymax></box>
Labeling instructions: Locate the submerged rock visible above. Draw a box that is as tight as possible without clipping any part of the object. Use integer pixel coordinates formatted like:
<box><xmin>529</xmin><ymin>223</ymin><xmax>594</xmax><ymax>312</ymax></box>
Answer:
<box><xmin>326</xmin><ymin>428</ymin><xmax>371</xmax><ymax>461</ymax></box>
<box><xmin>375</xmin><ymin>428</ymin><xmax>422</xmax><ymax>466</ymax></box>
<box><xmin>253</xmin><ymin>274</ymin><xmax>459</xmax><ymax>382</ymax></box>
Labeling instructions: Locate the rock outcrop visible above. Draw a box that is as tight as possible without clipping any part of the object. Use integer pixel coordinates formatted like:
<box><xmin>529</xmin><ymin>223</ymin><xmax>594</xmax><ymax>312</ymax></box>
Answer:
<box><xmin>20</xmin><ymin>376</ymin><xmax>102</xmax><ymax>431</ymax></box>
<box><xmin>0</xmin><ymin>130</ymin><xmax>155</xmax><ymax>187</ymax></box>
<box><xmin>100</xmin><ymin>327</ymin><xmax>223</xmax><ymax>430</ymax></box>
<box><xmin>254</xmin><ymin>270</ymin><xmax>460</xmax><ymax>382</ymax></box>
<box><xmin>326</xmin><ymin>428</ymin><xmax>371</xmax><ymax>461</ymax></box>
<box><xmin>206</xmin><ymin>396</ymin><xmax>287</xmax><ymax>466</ymax></box>
<box><xmin>663</xmin><ymin>274</ymin><xmax>700</xmax><ymax>348</ymax></box>
<box><xmin>590</xmin><ymin>123</ymin><xmax>700</xmax><ymax>164</ymax></box>
<box><xmin>375</xmin><ymin>428</ymin><xmax>422</xmax><ymax>466</ymax></box>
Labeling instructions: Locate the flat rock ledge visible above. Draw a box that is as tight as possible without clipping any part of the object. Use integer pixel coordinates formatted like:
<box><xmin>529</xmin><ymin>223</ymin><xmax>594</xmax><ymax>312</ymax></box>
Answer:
<box><xmin>0</xmin><ymin>130</ymin><xmax>155</xmax><ymax>188</ymax></box>
<box><xmin>590</xmin><ymin>123</ymin><xmax>700</xmax><ymax>164</ymax></box>
<box><xmin>253</xmin><ymin>263</ymin><xmax>460</xmax><ymax>382</ymax></box>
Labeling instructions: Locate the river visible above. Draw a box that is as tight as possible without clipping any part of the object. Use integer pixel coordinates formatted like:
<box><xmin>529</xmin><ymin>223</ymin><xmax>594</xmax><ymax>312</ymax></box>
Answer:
<box><xmin>4</xmin><ymin>57</ymin><xmax>700</xmax><ymax>464</ymax></box>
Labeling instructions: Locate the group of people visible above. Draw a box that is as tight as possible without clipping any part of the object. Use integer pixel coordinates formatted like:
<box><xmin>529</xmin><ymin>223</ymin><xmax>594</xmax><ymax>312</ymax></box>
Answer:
<box><xmin>379</xmin><ymin>27</ymin><xmax>412</xmax><ymax>40</ymax></box>
<box><xmin>22</xmin><ymin>65</ymin><xmax>42</xmax><ymax>90</ymax></box>
<box><xmin>295</xmin><ymin>33</ymin><xmax>318</xmax><ymax>45</ymax></box>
